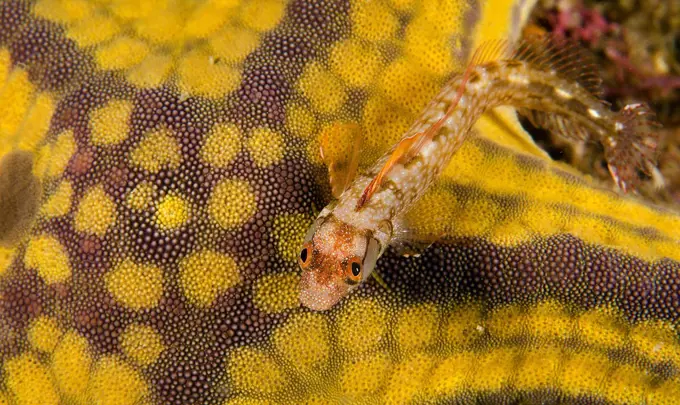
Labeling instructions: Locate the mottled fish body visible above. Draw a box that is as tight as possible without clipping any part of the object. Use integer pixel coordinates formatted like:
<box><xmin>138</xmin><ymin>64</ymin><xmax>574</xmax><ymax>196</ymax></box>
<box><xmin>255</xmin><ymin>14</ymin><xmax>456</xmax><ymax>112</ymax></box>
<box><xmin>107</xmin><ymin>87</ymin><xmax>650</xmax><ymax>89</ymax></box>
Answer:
<box><xmin>298</xmin><ymin>38</ymin><xmax>660</xmax><ymax>311</ymax></box>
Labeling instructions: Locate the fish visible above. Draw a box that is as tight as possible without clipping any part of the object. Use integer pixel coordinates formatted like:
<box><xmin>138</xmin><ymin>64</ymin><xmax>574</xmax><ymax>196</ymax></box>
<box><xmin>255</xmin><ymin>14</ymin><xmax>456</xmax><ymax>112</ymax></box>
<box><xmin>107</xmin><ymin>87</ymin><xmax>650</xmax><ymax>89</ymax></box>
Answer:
<box><xmin>298</xmin><ymin>36</ymin><xmax>661</xmax><ymax>311</ymax></box>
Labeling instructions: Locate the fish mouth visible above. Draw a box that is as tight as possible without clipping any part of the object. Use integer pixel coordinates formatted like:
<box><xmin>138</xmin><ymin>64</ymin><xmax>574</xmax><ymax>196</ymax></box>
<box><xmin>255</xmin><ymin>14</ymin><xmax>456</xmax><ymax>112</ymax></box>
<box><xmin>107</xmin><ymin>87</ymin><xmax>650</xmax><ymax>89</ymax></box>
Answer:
<box><xmin>299</xmin><ymin>271</ymin><xmax>345</xmax><ymax>311</ymax></box>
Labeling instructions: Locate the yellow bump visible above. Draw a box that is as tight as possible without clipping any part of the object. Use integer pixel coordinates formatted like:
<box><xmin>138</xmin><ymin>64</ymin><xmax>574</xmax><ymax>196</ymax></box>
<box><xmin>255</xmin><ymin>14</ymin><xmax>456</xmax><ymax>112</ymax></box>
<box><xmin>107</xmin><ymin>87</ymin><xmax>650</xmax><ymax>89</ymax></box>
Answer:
<box><xmin>24</xmin><ymin>234</ymin><xmax>71</xmax><ymax>284</ymax></box>
<box><xmin>252</xmin><ymin>272</ymin><xmax>299</xmax><ymax>313</ymax></box>
<box><xmin>19</xmin><ymin>92</ymin><xmax>55</xmax><ymax>152</ymax></box>
<box><xmin>126</xmin><ymin>52</ymin><xmax>173</xmax><ymax>89</ymax></box>
<box><xmin>629</xmin><ymin>320</ymin><xmax>680</xmax><ymax>364</ymax></box>
<box><xmin>27</xmin><ymin>316</ymin><xmax>62</xmax><ymax>353</ymax></box>
<box><xmin>515</xmin><ymin>345</ymin><xmax>562</xmax><ymax>391</ymax></box>
<box><xmin>0</xmin><ymin>246</ymin><xmax>15</xmax><ymax>277</ymax></box>
<box><xmin>456</xmin><ymin>197</ymin><xmax>500</xmax><ymax>237</ymax></box>
<box><xmin>382</xmin><ymin>353</ymin><xmax>434</xmax><ymax>405</ymax></box>
<box><xmin>469</xmin><ymin>348</ymin><xmax>518</xmax><ymax>391</ymax></box>
<box><xmin>5</xmin><ymin>353</ymin><xmax>59</xmax><ymax>405</ymax></box>
<box><xmin>0</xmin><ymin>392</ymin><xmax>9</xmax><ymax>405</ymax></box>
<box><xmin>210</xmin><ymin>26</ymin><xmax>260</xmax><ymax>64</ymax></box>
<box><xmin>105</xmin><ymin>259</ymin><xmax>163</xmax><ymax>310</ymax></box>
<box><xmin>305</xmin><ymin>135</ymin><xmax>323</xmax><ymax>165</ymax></box>
<box><xmin>395</xmin><ymin>304</ymin><xmax>438</xmax><ymax>352</ymax></box>
<box><xmin>0</xmin><ymin>48</ymin><xmax>9</xmax><ymax>84</ymax></box>
<box><xmin>32</xmin><ymin>0</ymin><xmax>93</xmax><ymax>23</ymax></box>
<box><xmin>47</xmin><ymin>129</ymin><xmax>76</xmax><ymax>177</ymax></box>
<box><xmin>522</xmin><ymin>202</ymin><xmax>570</xmax><ymax>236</ymax></box>
<box><xmin>126</xmin><ymin>181</ymin><xmax>156</xmax><ymax>211</ymax></box>
<box><xmin>351</xmin><ymin>0</ymin><xmax>398</xmax><ymax>41</ymax></box>
<box><xmin>441</xmin><ymin>139</ymin><xmax>489</xmax><ymax>181</ymax></box>
<box><xmin>419</xmin><ymin>0</ymin><xmax>466</xmax><ymax>35</ymax></box>
<box><xmin>426</xmin><ymin>352</ymin><xmax>475</xmax><ymax>397</ymax></box>
<box><xmin>298</xmin><ymin>61</ymin><xmax>347</xmax><ymax>114</ymax></box>
<box><xmin>90</xmin><ymin>99</ymin><xmax>133</xmax><ymax>146</ymax></box>
<box><xmin>247</xmin><ymin>127</ymin><xmax>285</xmax><ymax>167</ymax></box>
<box><xmin>488</xmin><ymin>218</ymin><xmax>534</xmax><ymax>246</ymax></box>
<box><xmin>330</xmin><ymin>38</ymin><xmax>382</xmax><ymax>88</ymax></box>
<box><xmin>33</xmin><ymin>144</ymin><xmax>52</xmax><ymax>179</ymax></box>
<box><xmin>340</xmin><ymin>352</ymin><xmax>391</xmax><ymax>397</ymax></box>
<box><xmin>131</xmin><ymin>126</ymin><xmax>182</xmax><ymax>172</ymax></box>
<box><xmin>361</xmin><ymin>95</ymin><xmax>413</xmax><ymax>152</ymax></box>
<box><xmin>201</xmin><ymin>123</ymin><xmax>242</xmax><ymax>168</ymax></box>
<box><xmin>443</xmin><ymin>304</ymin><xmax>484</xmax><ymax>348</ymax></box>
<box><xmin>526</xmin><ymin>300</ymin><xmax>573</xmax><ymax>341</ymax></box>
<box><xmin>271</xmin><ymin>312</ymin><xmax>330</xmax><ymax>376</ymax></box>
<box><xmin>155</xmin><ymin>193</ymin><xmax>190</xmax><ymax>230</ymax></box>
<box><xmin>88</xmin><ymin>356</ymin><xmax>148</xmax><ymax>405</ymax></box>
<box><xmin>569</xmin><ymin>215</ymin><xmax>617</xmax><ymax>248</ymax></box>
<box><xmin>271</xmin><ymin>214</ymin><xmax>313</xmax><ymax>262</ymax></box>
<box><xmin>179</xmin><ymin>250</ymin><xmax>239</xmax><ymax>307</ymax></box>
<box><xmin>604</xmin><ymin>364</ymin><xmax>649</xmax><ymax>404</ymax></box>
<box><xmin>52</xmin><ymin>330</ymin><xmax>92</xmax><ymax>398</ymax></box>
<box><xmin>178</xmin><ymin>47</ymin><xmax>241</xmax><ymax>99</ymax></box>
<box><xmin>0</xmin><ymin>68</ymin><xmax>34</xmax><ymax>139</ymax></box>
<box><xmin>120</xmin><ymin>324</ymin><xmax>164</xmax><ymax>366</ymax></box>
<box><xmin>403</xmin><ymin>18</ymin><xmax>456</xmax><ymax>77</ymax></box>
<box><xmin>67</xmin><ymin>14</ymin><xmax>120</xmax><ymax>47</ymax></box>
<box><xmin>224</xmin><ymin>399</ymin><xmax>273</xmax><ymax>405</ymax></box>
<box><xmin>41</xmin><ymin>180</ymin><xmax>73</xmax><ymax>218</ymax></box>
<box><xmin>208</xmin><ymin>179</ymin><xmax>256</xmax><ymax>229</ymax></box>
<box><xmin>74</xmin><ymin>185</ymin><xmax>117</xmax><ymax>236</ymax></box>
<box><xmin>96</xmin><ymin>36</ymin><xmax>149</xmax><ymax>70</ymax></box>
<box><xmin>240</xmin><ymin>0</ymin><xmax>286</xmax><ymax>31</ymax></box>
<box><xmin>561</xmin><ymin>351</ymin><xmax>611</xmax><ymax>397</ymax></box>
<box><xmin>648</xmin><ymin>377</ymin><xmax>680</xmax><ymax>405</ymax></box>
<box><xmin>109</xmin><ymin>0</ymin><xmax>160</xmax><ymax>19</ymax></box>
<box><xmin>337</xmin><ymin>297</ymin><xmax>388</xmax><ymax>355</ymax></box>
<box><xmin>285</xmin><ymin>102</ymin><xmax>317</xmax><ymax>139</ymax></box>
<box><xmin>577</xmin><ymin>306</ymin><xmax>629</xmax><ymax>349</ymax></box>
<box><xmin>487</xmin><ymin>304</ymin><xmax>526</xmax><ymax>340</ymax></box>
<box><xmin>133</xmin><ymin>10</ymin><xmax>183</xmax><ymax>45</ymax></box>
<box><xmin>227</xmin><ymin>347</ymin><xmax>287</xmax><ymax>395</ymax></box>
<box><xmin>387</xmin><ymin>0</ymin><xmax>415</xmax><ymax>12</ymax></box>
<box><xmin>406</xmin><ymin>187</ymin><xmax>460</xmax><ymax>237</ymax></box>
<box><xmin>379</xmin><ymin>57</ymin><xmax>440</xmax><ymax>114</ymax></box>
<box><xmin>184</xmin><ymin>1</ymin><xmax>233</xmax><ymax>39</ymax></box>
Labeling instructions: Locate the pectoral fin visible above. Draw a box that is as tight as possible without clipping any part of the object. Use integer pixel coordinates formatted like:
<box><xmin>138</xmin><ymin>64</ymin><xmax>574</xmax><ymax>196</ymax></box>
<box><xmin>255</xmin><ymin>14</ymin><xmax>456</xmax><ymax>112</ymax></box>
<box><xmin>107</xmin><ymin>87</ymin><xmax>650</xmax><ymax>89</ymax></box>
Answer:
<box><xmin>320</xmin><ymin>122</ymin><xmax>363</xmax><ymax>199</ymax></box>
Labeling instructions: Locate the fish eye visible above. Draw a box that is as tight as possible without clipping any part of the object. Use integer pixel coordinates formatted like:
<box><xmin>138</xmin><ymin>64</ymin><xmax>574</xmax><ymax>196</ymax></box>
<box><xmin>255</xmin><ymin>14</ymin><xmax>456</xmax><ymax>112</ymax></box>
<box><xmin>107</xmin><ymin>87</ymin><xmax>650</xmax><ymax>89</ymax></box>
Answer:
<box><xmin>299</xmin><ymin>242</ymin><xmax>312</xmax><ymax>268</ymax></box>
<box><xmin>351</xmin><ymin>262</ymin><xmax>361</xmax><ymax>277</ymax></box>
<box><xmin>346</xmin><ymin>257</ymin><xmax>362</xmax><ymax>282</ymax></box>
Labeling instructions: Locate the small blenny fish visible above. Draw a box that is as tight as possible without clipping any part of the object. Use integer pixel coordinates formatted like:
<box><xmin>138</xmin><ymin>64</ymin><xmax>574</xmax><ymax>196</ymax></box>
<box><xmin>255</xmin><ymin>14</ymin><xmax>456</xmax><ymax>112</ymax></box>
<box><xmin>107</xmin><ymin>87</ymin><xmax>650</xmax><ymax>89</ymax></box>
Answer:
<box><xmin>298</xmin><ymin>37</ymin><xmax>661</xmax><ymax>311</ymax></box>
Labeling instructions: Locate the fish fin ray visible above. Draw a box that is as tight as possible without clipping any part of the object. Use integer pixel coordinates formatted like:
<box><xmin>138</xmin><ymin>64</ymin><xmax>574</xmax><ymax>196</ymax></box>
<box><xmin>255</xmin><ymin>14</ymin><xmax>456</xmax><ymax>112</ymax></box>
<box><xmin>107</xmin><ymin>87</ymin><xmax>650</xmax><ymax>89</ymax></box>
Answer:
<box><xmin>320</xmin><ymin>122</ymin><xmax>363</xmax><ymax>199</ymax></box>
<box><xmin>519</xmin><ymin>108</ymin><xmax>592</xmax><ymax>142</ymax></box>
<box><xmin>605</xmin><ymin>103</ymin><xmax>662</xmax><ymax>192</ymax></box>
<box><xmin>513</xmin><ymin>34</ymin><xmax>604</xmax><ymax>97</ymax></box>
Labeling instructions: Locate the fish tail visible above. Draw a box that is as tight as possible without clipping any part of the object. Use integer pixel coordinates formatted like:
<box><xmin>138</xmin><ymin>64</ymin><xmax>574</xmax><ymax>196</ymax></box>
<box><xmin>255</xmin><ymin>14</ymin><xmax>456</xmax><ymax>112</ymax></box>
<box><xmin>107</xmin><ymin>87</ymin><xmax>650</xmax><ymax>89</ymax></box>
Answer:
<box><xmin>605</xmin><ymin>103</ymin><xmax>662</xmax><ymax>192</ymax></box>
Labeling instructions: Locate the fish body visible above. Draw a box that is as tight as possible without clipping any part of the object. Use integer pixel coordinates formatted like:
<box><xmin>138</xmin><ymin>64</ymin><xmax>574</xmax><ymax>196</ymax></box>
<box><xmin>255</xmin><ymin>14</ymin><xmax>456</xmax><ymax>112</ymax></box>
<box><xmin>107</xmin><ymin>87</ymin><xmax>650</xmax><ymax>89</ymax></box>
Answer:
<box><xmin>298</xmin><ymin>39</ymin><xmax>660</xmax><ymax>311</ymax></box>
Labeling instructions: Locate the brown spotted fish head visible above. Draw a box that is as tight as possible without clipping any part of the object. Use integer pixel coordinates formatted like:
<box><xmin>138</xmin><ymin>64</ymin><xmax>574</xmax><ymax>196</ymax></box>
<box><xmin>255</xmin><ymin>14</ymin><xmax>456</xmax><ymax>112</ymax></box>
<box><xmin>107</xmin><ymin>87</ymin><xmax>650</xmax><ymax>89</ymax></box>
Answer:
<box><xmin>298</xmin><ymin>213</ymin><xmax>381</xmax><ymax>311</ymax></box>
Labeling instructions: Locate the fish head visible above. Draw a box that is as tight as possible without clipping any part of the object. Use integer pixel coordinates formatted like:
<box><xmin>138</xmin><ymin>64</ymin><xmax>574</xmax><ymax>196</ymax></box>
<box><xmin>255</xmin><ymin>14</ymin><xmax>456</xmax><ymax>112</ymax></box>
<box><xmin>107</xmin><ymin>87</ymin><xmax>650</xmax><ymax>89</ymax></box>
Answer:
<box><xmin>298</xmin><ymin>214</ymin><xmax>381</xmax><ymax>311</ymax></box>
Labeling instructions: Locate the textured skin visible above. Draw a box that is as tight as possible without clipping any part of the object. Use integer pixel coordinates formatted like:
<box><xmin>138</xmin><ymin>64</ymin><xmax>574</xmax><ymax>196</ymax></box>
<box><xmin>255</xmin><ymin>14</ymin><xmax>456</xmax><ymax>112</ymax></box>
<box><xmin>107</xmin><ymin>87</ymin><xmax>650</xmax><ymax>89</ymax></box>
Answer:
<box><xmin>0</xmin><ymin>1</ymin><xmax>679</xmax><ymax>405</ymax></box>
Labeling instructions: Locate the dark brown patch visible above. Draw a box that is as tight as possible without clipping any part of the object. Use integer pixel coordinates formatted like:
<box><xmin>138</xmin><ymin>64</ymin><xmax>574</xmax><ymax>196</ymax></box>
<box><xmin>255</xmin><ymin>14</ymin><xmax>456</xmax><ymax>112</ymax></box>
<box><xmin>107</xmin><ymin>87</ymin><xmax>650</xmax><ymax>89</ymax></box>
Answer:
<box><xmin>0</xmin><ymin>151</ymin><xmax>41</xmax><ymax>248</ymax></box>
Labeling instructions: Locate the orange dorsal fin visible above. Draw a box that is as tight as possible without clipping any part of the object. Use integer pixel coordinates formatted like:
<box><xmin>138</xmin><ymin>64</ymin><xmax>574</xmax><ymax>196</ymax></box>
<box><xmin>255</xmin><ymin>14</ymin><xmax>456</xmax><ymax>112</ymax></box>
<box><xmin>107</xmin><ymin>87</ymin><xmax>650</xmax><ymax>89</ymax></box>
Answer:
<box><xmin>513</xmin><ymin>34</ymin><xmax>603</xmax><ymax>97</ymax></box>
<box><xmin>356</xmin><ymin>134</ymin><xmax>421</xmax><ymax>209</ymax></box>
<box><xmin>355</xmin><ymin>41</ymin><xmax>513</xmax><ymax>210</ymax></box>
<box><xmin>355</xmin><ymin>40</ymin><xmax>518</xmax><ymax>210</ymax></box>
<box><xmin>319</xmin><ymin>122</ymin><xmax>363</xmax><ymax>199</ymax></box>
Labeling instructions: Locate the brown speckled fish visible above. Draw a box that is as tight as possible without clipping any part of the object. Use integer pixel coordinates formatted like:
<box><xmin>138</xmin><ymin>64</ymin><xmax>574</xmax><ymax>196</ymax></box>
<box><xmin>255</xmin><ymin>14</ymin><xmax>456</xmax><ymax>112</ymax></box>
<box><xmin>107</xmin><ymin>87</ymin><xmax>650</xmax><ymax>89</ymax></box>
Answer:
<box><xmin>298</xmin><ymin>37</ymin><xmax>661</xmax><ymax>311</ymax></box>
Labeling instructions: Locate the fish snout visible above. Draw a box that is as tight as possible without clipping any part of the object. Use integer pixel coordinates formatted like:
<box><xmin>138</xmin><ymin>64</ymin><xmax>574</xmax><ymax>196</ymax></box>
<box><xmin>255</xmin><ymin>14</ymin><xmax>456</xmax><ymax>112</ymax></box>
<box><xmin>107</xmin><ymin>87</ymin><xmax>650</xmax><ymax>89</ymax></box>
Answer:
<box><xmin>299</xmin><ymin>270</ymin><xmax>344</xmax><ymax>311</ymax></box>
